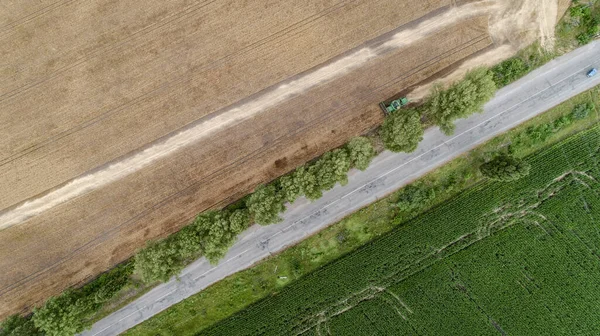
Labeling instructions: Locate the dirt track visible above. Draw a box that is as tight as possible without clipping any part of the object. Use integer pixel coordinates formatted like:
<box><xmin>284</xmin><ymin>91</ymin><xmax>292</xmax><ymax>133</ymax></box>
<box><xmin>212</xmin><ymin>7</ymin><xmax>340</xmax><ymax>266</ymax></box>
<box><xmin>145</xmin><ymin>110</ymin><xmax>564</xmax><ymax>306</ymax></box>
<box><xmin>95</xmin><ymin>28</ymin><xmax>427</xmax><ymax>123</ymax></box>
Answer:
<box><xmin>0</xmin><ymin>0</ymin><xmax>562</xmax><ymax>317</ymax></box>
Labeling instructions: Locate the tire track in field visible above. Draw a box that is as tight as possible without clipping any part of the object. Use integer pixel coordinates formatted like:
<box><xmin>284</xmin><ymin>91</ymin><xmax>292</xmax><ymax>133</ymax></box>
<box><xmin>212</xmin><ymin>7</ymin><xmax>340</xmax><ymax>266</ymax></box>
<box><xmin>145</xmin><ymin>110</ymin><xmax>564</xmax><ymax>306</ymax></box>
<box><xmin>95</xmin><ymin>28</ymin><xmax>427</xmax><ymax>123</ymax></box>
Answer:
<box><xmin>0</xmin><ymin>0</ymin><xmax>357</xmax><ymax>166</ymax></box>
<box><xmin>0</xmin><ymin>31</ymin><xmax>491</xmax><ymax>298</ymax></box>
<box><xmin>0</xmin><ymin>0</ymin><xmax>218</xmax><ymax>100</ymax></box>
<box><xmin>0</xmin><ymin>3</ymin><xmax>491</xmax><ymax>231</ymax></box>
<box><xmin>0</xmin><ymin>0</ymin><xmax>80</xmax><ymax>34</ymax></box>
<box><xmin>0</xmin><ymin>0</ymin><xmax>353</xmax><ymax>100</ymax></box>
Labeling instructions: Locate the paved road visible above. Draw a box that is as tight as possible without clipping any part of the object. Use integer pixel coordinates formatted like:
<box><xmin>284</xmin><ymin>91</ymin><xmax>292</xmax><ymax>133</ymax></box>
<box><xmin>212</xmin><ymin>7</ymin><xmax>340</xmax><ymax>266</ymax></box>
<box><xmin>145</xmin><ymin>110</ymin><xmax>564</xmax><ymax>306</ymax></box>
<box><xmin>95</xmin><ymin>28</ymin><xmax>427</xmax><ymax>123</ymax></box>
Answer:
<box><xmin>81</xmin><ymin>40</ymin><xmax>600</xmax><ymax>336</ymax></box>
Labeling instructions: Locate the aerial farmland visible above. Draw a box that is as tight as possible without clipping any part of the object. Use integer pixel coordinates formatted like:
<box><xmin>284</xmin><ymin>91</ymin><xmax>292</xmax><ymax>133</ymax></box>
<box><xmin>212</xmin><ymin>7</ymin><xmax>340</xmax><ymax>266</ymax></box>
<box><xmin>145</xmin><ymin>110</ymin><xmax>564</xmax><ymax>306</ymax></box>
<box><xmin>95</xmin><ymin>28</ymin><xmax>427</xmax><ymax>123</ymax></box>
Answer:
<box><xmin>0</xmin><ymin>0</ymin><xmax>565</xmax><ymax>322</ymax></box>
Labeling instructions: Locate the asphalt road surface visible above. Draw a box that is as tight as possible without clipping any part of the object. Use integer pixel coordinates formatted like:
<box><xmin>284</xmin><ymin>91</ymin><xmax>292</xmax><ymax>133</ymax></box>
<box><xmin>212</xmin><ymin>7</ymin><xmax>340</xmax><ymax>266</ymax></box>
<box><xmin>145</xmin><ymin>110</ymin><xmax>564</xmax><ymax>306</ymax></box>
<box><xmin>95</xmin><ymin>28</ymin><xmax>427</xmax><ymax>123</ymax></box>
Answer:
<box><xmin>81</xmin><ymin>40</ymin><xmax>600</xmax><ymax>336</ymax></box>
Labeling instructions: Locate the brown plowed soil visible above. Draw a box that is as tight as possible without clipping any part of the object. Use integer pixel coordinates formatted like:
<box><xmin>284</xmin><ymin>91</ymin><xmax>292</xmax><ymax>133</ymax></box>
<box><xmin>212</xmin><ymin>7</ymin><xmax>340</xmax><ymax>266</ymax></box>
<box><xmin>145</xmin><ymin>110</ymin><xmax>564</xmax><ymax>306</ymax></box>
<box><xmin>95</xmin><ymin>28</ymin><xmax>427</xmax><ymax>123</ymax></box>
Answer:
<box><xmin>0</xmin><ymin>0</ymin><xmax>563</xmax><ymax>317</ymax></box>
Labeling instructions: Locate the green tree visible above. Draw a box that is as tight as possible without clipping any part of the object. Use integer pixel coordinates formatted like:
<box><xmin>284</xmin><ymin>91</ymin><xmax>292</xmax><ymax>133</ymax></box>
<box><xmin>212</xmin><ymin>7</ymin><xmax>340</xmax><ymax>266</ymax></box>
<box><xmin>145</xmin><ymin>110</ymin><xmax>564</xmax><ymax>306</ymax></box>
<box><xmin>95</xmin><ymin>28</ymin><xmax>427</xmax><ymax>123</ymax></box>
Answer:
<box><xmin>135</xmin><ymin>239</ymin><xmax>181</xmax><ymax>283</ymax></box>
<box><xmin>278</xmin><ymin>174</ymin><xmax>302</xmax><ymax>203</ymax></box>
<box><xmin>346</xmin><ymin>137</ymin><xmax>376</xmax><ymax>170</ymax></box>
<box><xmin>1</xmin><ymin>315</ymin><xmax>43</xmax><ymax>336</ymax></box>
<box><xmin>292</xmin><ymin>165</ymin><xmax>321</xmax><ymax>200</ymax></box>
<box><xmin>229</xmin><ymin>209</ymin><xmax>250</xmax><ymax>234</ymax></box>
<box><xmin>246</xmin><ymin>185</ymin><xmax>285</xmax><ymax>225</ymax></box>
<box><xmin>427</xmin><ymin>68</ymin><xmax>496</xmax><ymax>135</ymax></box>
<box><xmin>314</xmin><ymin>149</ymin><xmax>351</xmax><ymax>191</ymax></box>
<box><xmin>480</xmin><ymin>154</ymin><xmax>531</xmax><ymax>182</ymax></box>
<box><xmin>174</xmin><ymin>224</ymin><xmax>203</xmax><ymax>260</ymax></box>
<box><xmin>380</xmin><ymin>109</ymin><xmax>423</xmax><ymax>152</ymax></box>
<box><xmin>201</xmin><ymin>212</ymin><xmax>236</xmax><ymax>262</ymax></box>
<box><xmin>32</xmin><ymin>290</ymin><xmax>85</xmax><ymax>336</ymax></box>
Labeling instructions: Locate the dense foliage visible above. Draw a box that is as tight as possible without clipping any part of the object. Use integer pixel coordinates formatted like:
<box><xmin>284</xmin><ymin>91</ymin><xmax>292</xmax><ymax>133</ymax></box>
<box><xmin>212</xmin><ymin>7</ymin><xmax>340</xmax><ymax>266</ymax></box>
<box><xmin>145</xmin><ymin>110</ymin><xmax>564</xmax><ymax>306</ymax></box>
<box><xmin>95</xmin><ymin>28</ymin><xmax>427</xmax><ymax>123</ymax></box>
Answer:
<box><xmin>380</xmin><ymin>108</ymin><xmax>424</xmax><ymax>152</ymax></box>
<box><xmin>246</xmin><ymin>185</ymin><xmax>286</xmax><ymax>225</ymax></box>
<box><xmin>393</xmin><ymin>182</ymin><xmax>436</xmax><ymax>213</ymax></box>
<box><xmin>202</xmin><ymin>127</ymin><xmax>600</xmax><ymax>336</ymax></box>
<box><xmin>0</xmin><ymin>315</ymin><xmax>43</xmax><ymax>336</ymax></box>
<box><xmin>479</xmin><ymin>154</ymin><xmax>531</xmax><ymax>181</ymax></box>
<box><xmin>345</xmin><ymin>137</ymin><xmax>376</xmax><ymax>170</ymax></box>
<box><xmin>426</xmin><ymin>68</ymin><xmax>496</xmax><ymax>134</ymax></box>
<box><xmin>28</xmin><ymin>262</ymin><xmax>133</xmax><ymax>335</ymax></box>
<box><xmin>491</xmin><ymin>57</ymin><xmax>529</xmax><ymax>87</ymax></box>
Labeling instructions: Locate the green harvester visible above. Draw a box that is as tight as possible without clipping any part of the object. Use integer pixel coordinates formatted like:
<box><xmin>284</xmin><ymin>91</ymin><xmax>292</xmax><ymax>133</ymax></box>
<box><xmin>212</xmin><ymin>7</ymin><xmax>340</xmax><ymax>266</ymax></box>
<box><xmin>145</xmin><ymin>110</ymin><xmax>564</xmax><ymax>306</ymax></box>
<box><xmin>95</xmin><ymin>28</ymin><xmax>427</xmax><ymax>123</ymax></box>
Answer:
<box><xmin>379</xmin><ymin>97</ymin><xmax>408</xmax><ymax>114</ymax></box>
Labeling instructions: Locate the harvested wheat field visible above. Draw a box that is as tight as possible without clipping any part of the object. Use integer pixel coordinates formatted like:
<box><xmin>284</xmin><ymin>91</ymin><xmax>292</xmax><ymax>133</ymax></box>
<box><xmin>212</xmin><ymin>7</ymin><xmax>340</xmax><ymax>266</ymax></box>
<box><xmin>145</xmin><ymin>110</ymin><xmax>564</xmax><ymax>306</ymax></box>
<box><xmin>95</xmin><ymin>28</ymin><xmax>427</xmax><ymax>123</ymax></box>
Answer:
<box><xmin>0</xmin><ymin>0</ymin><xmax>562</xmax><ymax>317</ymax></box>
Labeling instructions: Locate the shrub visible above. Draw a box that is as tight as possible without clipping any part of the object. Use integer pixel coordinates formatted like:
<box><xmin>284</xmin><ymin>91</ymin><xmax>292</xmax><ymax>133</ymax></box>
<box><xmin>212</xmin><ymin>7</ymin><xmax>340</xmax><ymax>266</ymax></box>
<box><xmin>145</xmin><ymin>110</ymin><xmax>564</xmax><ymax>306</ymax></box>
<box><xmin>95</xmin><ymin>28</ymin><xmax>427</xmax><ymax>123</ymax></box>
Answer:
<box><xmin>480</xmin><ymin>154</ymin><xmax>531</xmax><ymax>182</ymax></box>
<box><xmin>572</xmin><ymin>102</ymin><xmax>593</xmax><ymax>119</ymax></box>
<box><xmin>394</xmin><ymin>183</ymin><xmax>436</xmax><ymax>213</ymax></box>
<box><xmin>380</xmin><ymin>109</ymin><xmax>424</xmax><ymax>152</ymax></box>
<box><xmin>246</xmin><ymin>185</ymin><xmax>285</xmax><ymax>225</ymax></box>
<box><xmin>346</xmin><ymin>137</ymin><xmax>376</xmax><ymax>170</ymax></box>
<box><xmin>427</xmin><ymin>68</ymin><xmax>496</xmax><ymax>135</ymax></box>
<box><xmin>491</xmin><ymin>57</ymin><xmax>529</xmax><ymax>87</ymax></box>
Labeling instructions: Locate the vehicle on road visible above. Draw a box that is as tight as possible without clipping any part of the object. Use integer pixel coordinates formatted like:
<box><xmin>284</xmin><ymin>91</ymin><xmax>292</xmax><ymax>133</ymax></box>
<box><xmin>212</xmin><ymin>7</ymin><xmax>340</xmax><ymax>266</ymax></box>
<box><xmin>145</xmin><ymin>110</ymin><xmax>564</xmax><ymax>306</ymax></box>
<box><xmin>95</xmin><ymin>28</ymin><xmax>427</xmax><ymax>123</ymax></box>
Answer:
<box><xmin>587</xmin><ymin>68</ymin><xmax>597</xmax><ymax>77</ymax></box>
<box><xmin>379</xmin><ymin>97</ymin><xmax>408</xmax><ymax>114</ymax></box>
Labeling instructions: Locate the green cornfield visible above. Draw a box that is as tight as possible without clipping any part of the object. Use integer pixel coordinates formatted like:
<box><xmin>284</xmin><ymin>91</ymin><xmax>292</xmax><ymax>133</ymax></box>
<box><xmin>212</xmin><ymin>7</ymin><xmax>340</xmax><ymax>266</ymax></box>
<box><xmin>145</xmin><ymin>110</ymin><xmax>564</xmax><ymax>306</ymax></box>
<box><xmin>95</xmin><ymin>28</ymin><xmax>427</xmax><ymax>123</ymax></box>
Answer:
<box><xmin>200</xmin><ymin>126</ymin><xmax>600</xmax><ymax>335</ymax></box>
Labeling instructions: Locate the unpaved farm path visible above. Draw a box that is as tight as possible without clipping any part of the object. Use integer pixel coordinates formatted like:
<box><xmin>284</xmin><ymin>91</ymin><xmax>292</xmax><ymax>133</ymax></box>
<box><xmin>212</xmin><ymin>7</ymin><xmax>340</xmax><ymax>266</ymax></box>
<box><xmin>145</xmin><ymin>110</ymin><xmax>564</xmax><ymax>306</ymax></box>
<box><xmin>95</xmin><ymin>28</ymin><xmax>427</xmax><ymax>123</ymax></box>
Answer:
<box><xmin>82</xmin><ymin>39</ymin><xmax>600</xmax><ymax>336</ymax></box>
<box><xmin>0</xmin><ymin>0</ymin><xmax>561</xmax><ymax>318</ymax></box>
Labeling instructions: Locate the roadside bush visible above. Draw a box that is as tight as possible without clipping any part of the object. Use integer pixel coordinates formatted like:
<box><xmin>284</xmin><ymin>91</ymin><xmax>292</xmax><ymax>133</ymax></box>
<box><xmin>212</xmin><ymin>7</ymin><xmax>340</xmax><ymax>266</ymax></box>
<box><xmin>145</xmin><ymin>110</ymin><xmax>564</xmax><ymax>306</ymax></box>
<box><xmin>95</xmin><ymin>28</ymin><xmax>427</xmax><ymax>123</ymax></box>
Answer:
<box><xmin>0</xmin><ymin>315</ymin><xmax>42</xmax><ymax>336</ymax></box>
<box><xmin>394</xmin><ymin>183</ymin><xmax>436</xmax><ymax>213</ymax></box>
<box><xmin>33</xmin><ymin>290</ymin><xmax>83</xmax><ymax>336</ymax></box>
<box><xmin>31</xmin><ymin>261</ymin><xmax>134</xmax><ymax>335</ymax></box>
<box><xmin>572</xmin><ymin>102</ymin><xmax>593</xmax><ymax>119</ymax></box>
<box><xmin>427</xmin><ymin>68</ymin><xmax>496</xmax><ymax>135</ymax></box>
<box><xmin>346</xmin><ymin>137</ymin><xmax>376</xmax><ymax>170</ymax></box>
<box><xmin>525</xmin><ymin>115</ymin><xmax>574</xmax><ymax>144</ymax></box>
<box><xmin>380</xmin><ymin>109</ymin><xmax>424</xmax><ymax>152</ymax></box>
<box><xmin>568</xmin><ymin>3</ymin><xmax>599</xmax><ymax>45</ymax></box>
<box><xmin>480</xmin><ymin>154</ymin><xmax>531</xmax><ymax>182</ymax></box>
<box><xmin>246</xmin><ymin>185</ymin><xmax>285</xmax><ymax>225</ymax></box>
<box><xmin>491</xmin><ymin>57</ymin><xmax>529</xmax><ymax>87</ymax></box>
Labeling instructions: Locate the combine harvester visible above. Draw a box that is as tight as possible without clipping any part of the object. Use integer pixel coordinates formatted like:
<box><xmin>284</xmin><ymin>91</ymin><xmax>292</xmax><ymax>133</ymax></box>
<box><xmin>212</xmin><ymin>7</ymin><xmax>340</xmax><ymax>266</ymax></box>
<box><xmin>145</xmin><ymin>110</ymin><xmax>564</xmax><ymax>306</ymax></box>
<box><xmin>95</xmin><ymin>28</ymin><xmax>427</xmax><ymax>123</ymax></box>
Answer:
<box><xmin>379</xmin><ymin>97</ymin><xmax>408</xmax><ymax>114</ymax></box>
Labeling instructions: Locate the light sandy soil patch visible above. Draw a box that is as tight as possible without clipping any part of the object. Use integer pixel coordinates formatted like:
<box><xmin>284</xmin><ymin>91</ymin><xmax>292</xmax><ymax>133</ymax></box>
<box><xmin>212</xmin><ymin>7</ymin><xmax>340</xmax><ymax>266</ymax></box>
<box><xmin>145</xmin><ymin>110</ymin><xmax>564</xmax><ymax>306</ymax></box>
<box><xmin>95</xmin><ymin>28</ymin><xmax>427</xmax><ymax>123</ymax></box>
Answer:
<box><xmin>409</xmin><ymin>0</ymin><xmax>563</xmax><ymax>100</ymax></box>
<box><xmin>0</xmin><ymin>0</ymin><xmax>561</xmax><ymax>317</ymax></box>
